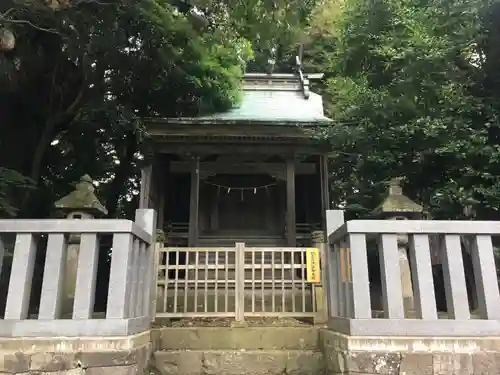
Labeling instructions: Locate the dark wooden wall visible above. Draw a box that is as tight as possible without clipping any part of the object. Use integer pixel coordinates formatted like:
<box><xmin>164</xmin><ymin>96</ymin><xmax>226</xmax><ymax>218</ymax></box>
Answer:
<box><xmin>155</xmin><ymin>153</ymin><xmax>325</xmax><ymax>244</ymax></box>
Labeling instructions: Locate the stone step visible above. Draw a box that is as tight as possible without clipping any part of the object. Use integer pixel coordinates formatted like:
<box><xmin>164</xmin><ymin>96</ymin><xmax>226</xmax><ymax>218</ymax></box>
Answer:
<box><xmin>149</xmin><ymin>327</ymin><xmax>499</xmax><ymax>375</ymax></box>
<box><xmin>152</xmin><ymin>327</ymin><xmax>318</xmax><ymax>351</ymax></box>
<box><xmin>152</xmin><ymin>349</ymin><xmax>323</xmax><ymax>375</ymax></box>
<box><xmin>151</xmin><ymin>327</ymin><xmax>323</xmax><ymax>375</ymax></box>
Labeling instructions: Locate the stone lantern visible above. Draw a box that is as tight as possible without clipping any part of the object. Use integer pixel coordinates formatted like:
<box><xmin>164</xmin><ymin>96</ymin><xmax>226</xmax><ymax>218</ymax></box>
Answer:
<box><xmin>54</xmin><ymin>174</ymin><xmax>108</xmax><ymax>316</ymax></box>
<box><xmin>55</xmin><ymin>174</ymin><xmax>108</xmax><ymax>220</ymax></box>
<box><xmin>372</xmin><ymin>178</ymin><xmax>424</xmax><ymax>314</ymax></box>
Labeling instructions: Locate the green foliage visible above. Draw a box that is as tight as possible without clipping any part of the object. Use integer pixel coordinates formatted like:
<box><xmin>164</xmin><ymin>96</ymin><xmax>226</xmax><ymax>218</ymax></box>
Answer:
<box><xmin>307</xmin><ymin>0</ymin><xmax>500</xmax><ymax>220</ymax></box>
<box><xmin>0</xmin><ymin>0</ymin><xmax>249</xmax><ymax>218</ymax></box>
<box><xmin>0</xmin><ymin>0</ymin><xmax>323</xmax><ymax>218</ymax></box>
<box><xmin>195</xmin><ymin>0</ymin><xmax>319</xmax><ymax>71</ymax></box>
<box><xmin>0</xmin><ymin>168</ymin><xmax>34</xmax><ymax>217</ymax></box>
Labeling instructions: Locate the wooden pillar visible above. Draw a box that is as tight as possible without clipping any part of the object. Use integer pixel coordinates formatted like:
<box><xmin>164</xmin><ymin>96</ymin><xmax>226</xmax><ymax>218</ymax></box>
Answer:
<box><xmin>320</xmin><ymin>154</ymin><xmax>330</xmax><ymax>212</ymax></box>
<box><xmin>188</xmin><ymin>156</ymin><xmax>200</xmax><ymax>246</ymax></box>
<box><xmin>286</xmin><ymin>159</ymin><xmax>296</xmax><ymax>247</ymax></box>
<box><xmin>210</xmin><ymin>186</ymin><xmax>219</xmax><ymax>231</ymax></box>
<box><xmin>157</xmin><ymin>156</ymin><xmax>168</xmax><ymax>230</ymax></box>
<box><xmin>139</xmin><ymin>164</ymin><xmax>152</xmax><ymax>209</ymax></box>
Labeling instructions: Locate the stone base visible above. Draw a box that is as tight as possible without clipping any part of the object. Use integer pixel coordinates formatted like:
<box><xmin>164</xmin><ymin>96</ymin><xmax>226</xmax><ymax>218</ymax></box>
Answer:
<box><xmin>151</xmin><ymin>327</ymin><xmax>323</xmax><ymax>375</ymax></box>
<box><xmin>151</xmin><ymin>326</ymin><xmax>320</xmax><ymax>351</ymax></box>
<box><xmin>321</xmin><ymin>330</ymin><xmax>500</xmax><ymax>375</ymax></box>
<box><xmin>153</xmin><ymin>350</ymin><xmax>323</xmax><ymax>375</ymax></box>
<box><xmin>0</xmin><ymin>331</ymin><xmax>151</xmax><ymax>375</ymax></box>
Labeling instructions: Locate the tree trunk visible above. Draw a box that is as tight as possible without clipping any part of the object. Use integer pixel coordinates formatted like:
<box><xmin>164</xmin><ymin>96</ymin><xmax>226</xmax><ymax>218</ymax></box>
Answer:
<box><xmin>105</xmin><ymin>131</ymin><xmax>138</xmax><ymax>218</ymax></box>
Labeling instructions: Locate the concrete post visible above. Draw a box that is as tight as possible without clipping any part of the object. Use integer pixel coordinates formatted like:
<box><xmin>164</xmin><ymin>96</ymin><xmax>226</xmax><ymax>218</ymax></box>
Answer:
<box><xmin>471</xmin><ymin>235</ymin><xmax>500</xmax><ymax>320</ymax></box>
<box><xmin>371</xmin><ymin>178</ymin><xmax>424</xmax><ymax>316</ymax></box>
<box><xmin>135</xmin><ymin>209</ymin><xmax>157</xmax><ymax>320</ymax></box>
<box><xmin>4</xmin><ymin>234</ymin><xmax>37</xmax><ymax>319</ymax></box>
<box><xmin>54</xmin><ymin>175</ymin><xmax>108</xmax><ymax>317</ymax></box>
<box><xmin>72</xmin><ymin>234</ymin><xmax>100</xmax><ymax>319</ymax></box>
<box><xmin>107</xmin><ymin>233</ymin><xmax>134</xmax><ymax>318</ymax></box>
<box><xmin>396</xmin><ymin>233</ymin><xmax>415</xmax><ymax>313</ymax></box>
<box><xmin>38</xmin><ymin>234</ymin><xmax>67</xmax><ymax>319</ymax></box>
<box><xmin>62</xmin><ymin>211</ymin><xmax>94</xmax><ymax>316</ymax></box>
<box><xmin>325</xmin><ymin>210</ymin><xmax>345</xmax><ymax>319</ymax></box>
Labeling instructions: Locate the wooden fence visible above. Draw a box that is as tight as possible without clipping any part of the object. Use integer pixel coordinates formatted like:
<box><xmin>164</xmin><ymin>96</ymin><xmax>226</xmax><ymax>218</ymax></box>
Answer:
<box><xmin>155</xmin><ymin>243</ymin><xmax>319</xmax><ymax>321</ymax></box>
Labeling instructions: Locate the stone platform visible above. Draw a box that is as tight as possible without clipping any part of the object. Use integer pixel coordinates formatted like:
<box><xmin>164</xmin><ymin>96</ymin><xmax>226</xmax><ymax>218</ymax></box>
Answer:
<box><xmin>152</xmin><ymin>326</ymin><xmax>500</xmax><ymax>375</ymax></box>
<box><xmin>322</xmin><ymin>330</ymin><xmax>500</xmax><ymax>375</ymax></box>
<box><xmin>151</xmin><ymin>326</ymin><xmax>323</xmax><ymax>375</ymax></box>
<box><xmin>3</xmin><ymin>326</ymin><xmax>500</xmax><ymax>374</ymax></box>
<box><xmin>0</xmin><ymin>331</ymin><xmax>150</xmax><ymax>375</ymax></box>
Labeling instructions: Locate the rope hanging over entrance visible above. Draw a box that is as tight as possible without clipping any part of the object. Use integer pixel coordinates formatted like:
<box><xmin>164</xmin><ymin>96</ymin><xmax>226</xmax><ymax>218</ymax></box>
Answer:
<box><xmin>201</xmin><ymin>180</ymin><xmax>278</xmax><ymax>201</ymax></box>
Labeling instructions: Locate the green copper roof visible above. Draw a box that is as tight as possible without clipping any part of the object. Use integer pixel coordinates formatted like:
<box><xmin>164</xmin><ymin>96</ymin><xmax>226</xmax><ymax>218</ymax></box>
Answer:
<box><xmin>165</xmin><ymin>73</ymin><xmax>332</xmax><ymax>125</ymax></box>
<box><xmin>198</xmin><ymin>91</ymin><xmax>330</xmax><ymax>122</ymax></box>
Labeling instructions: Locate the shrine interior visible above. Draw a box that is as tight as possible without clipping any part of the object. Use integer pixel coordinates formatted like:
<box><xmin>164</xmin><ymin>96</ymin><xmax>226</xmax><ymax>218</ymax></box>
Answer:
<box><xmin>154</xmin><ymin>153</ymin><xmax>325</xmax><ymax>248</ymax></box>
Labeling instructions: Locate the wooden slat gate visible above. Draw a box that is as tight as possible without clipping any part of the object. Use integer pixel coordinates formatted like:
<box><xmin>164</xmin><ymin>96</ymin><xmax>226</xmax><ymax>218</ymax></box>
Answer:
<box><xmin>154</xmin><ymin>243</ymin><xmax>317</xmax><ymax>321</ymax></box>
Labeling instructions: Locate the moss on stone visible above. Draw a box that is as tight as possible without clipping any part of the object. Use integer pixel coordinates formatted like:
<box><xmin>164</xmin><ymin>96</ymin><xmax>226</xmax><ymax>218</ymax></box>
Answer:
<box><xmin>372</xmin><ymin>177</ymin><xmax>423</xmax><ymax>215</ymax></box>
<box><xmin>54</xmin><ymin>174</ymin><xmax>108</xmax><ymax>216</ymax></box>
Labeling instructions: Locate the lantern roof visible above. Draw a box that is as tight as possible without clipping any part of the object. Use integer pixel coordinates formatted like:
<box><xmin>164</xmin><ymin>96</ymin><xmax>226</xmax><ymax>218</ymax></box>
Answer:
<box><xmin>54</xmin><ymin>175</ymin><xmax>108</xmax><ymax>216</ymax></box>
<box><xmin>372</xmin><ymin>178</ymin><xmax>424</xmax><ymax>216</ymax></box>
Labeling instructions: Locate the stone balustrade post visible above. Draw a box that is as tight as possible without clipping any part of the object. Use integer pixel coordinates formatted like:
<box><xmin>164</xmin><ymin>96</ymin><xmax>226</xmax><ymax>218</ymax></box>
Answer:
<box><xmin>135</xmin><ymin>208</ymin><xmax>157</xmax><ymax>320</ymax></box>
<box><xmin>53</xmin><ymin>175</ymin><xmax>108</xmax><ymax>317</ymax></box>
<box><xmin>325</xmin><ymin>210</ymin><xmax>345</xmax><ymax>318</ymax></box>
<box><xmin>371</xmin><ymin>178</ymin><xmax>424</xmax><ymax>316</ymax></box>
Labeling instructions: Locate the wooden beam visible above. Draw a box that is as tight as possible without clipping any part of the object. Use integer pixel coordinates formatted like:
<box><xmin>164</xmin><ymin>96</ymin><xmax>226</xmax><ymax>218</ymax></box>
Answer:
<box><xmin>156</xmin><ymin>143</ymin><xmax>327</xmax><ymax>155</ymax></box>
<box><xmin>188</xmin><ymin>157</ymin><xmax>200</xmax><ymax>246</ymax></box>
<box><xmin>286</xmin><ymin>159</ymin><xmax>296</xmax><ymax>247</ymax></box>
<box><xmin>170</xmin><ymin>161</ymin><xmax>316</xmax><ymax>175</ymax></box>
<box><xmin>148</xmin><ymin>123</ymin><xmax>312</xmax><ymax>138</ymax></box>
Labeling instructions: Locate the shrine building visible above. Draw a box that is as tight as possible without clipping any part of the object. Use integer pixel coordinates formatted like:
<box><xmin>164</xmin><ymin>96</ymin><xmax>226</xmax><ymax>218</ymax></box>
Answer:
<box><xmin>140</xmin><ymin>67</ymin><xmax>332</xmax><ymax>248</ymax></box>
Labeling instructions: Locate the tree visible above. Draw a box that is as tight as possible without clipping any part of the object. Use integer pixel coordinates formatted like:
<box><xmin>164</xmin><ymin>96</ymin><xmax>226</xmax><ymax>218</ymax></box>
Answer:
<box><xmin>306</xmin><ymin>0</ymin><xmax>500</xmax><ymax>220</ymax></box>
<box><xmin>0</xmin><ymin>0</ymin><xmax>250</xmax><ymax>218</ymax></box>
<box><xmin>0</xmin><ymin>0</ymin><xmax>323</xmax><ymax>219</ymax></box>
<box><xmin>193</xmin><ymin>0</ymin><xmax>319</xmax><ymax>71</ymax></box>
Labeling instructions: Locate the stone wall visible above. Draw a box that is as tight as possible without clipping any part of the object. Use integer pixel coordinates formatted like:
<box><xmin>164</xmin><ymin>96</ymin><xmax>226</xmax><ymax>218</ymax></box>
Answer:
<box><xmin>3</xmin><ymin>327</ymin><xmax>500</xmax><ymax>375</ymax></box>
<box><xmin>321</xmin><ymin>329</ymin><xmax>500</xmax><ymax>375</ymax></box>
<box><xmin>0</xmin><ymin>332</ymin><xmax>151</xmax><ymax>375</ymax></box>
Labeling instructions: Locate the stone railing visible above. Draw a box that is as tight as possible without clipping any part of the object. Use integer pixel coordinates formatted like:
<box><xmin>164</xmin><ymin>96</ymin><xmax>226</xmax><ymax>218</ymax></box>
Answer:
<box><xmin>0</xmin><ymin>209</ymin><xmax>156</xmax><ymax>337</ymax></box>
<box><xmin>325</xmin><ymin>211</ymin><xmax>500</xmax><ymax>336</ymax></box>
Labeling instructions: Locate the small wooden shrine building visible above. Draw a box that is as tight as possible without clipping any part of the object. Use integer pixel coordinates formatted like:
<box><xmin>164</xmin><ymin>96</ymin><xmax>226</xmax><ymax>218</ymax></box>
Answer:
<box><xmin>140</xmin><ymin>67</ymin><xmax>332</xmax><ymax>248</ymax></box>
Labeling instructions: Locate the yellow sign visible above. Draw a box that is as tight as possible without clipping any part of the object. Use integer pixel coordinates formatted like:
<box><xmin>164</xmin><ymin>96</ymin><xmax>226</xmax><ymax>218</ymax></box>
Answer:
<box><xmin>340</xmin><ymin>248</ymin><xmax>352</xmax><ymax>282</ymax></box>
<box><xmin>306</xmin><ymin>248</ymin><xmax>321</xmax><ymax>283</ymax></box>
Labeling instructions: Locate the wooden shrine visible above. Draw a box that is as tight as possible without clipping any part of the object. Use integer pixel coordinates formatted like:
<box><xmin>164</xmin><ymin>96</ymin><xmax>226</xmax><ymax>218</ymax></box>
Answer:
<box><xmin>140</xmin><ymin>66</ymin><xmax>332</xmax><ymax>248</ymax></box>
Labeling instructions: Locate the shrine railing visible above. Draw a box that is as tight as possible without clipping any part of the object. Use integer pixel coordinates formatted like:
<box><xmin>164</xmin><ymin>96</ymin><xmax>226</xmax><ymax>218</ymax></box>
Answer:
<box><xmin>0</xmin><ymin>209</ymin><xmax>156</xmax><ymax>337</ymax></box>
<box><xmin>155</xmin><ymin>243</ymin><xmax>319</xmax><ymax>321</ymax></box>
<box><xmin>326</xmin><ymin>211</ymin><xmax>500</xmax><ymax>336</ymax></box>
<box><xmin>163</xmin><ymin>222</ymin><xmax>321</xmax><ymax>243</ymax></box>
